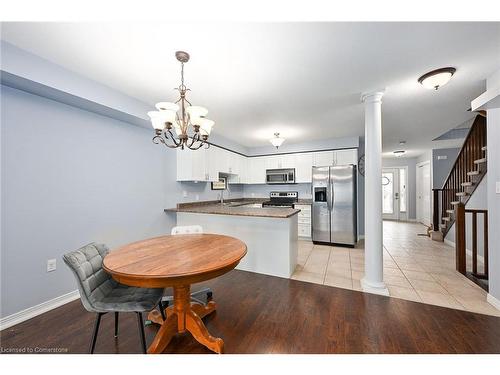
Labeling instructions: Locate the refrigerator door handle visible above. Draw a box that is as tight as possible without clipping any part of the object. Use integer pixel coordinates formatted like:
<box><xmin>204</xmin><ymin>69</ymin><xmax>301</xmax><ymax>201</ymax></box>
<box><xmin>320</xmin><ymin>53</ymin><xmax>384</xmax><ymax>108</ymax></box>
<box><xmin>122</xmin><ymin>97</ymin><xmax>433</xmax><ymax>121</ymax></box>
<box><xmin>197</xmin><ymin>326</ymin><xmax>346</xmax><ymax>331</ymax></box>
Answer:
<box><xmin>329</xmin><ymin>180</ymin><xmax>334</xmax><ymax>211</ymax></box>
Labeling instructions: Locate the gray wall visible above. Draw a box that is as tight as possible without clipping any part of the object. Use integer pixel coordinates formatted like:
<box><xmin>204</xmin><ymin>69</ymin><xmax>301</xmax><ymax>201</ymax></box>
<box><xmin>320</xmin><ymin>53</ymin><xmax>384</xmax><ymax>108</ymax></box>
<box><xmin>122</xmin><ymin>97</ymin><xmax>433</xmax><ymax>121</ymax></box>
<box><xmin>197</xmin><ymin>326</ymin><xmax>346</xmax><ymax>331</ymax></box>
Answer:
<box><xmin>382</xmin><ymin>157</ymin><xmax>417</xmax><ymax>220</ymax></box>
<box><xmin>0</xmin><ymin>85</ymin><xmax>175</xmax><ymax>317</ymax></box>
<box><xmin>432</xmin><ymin>147</ymin><xmax>460</xmax><ymax>189</ymax></box>
<box><xmin>486</xmin><ymin>70</ymin><xmax>500</xmax><ymax>303</ymax></box>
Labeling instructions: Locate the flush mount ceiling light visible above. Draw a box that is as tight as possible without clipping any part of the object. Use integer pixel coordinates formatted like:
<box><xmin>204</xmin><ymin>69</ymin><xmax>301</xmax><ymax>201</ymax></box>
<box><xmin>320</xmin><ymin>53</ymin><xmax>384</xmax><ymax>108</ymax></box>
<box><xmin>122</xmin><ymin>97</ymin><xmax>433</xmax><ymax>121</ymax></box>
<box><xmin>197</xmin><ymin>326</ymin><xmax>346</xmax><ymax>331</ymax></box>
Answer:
<box><xmin>393</xmin><ymin>150</ymin><xmax>406</xmax><ymax>157</ymax></box>
<box><xmin>418</xmin><ymin>67</ymin><xmax>456</xmax><ymax>90</ymax></box>
<box><xmin>147</xmin><ymin>51</ymin><xmax>214</xmax><ymax>150</ymax></box>
<box><xmin>270</xmin><ymin>132</ymin><xmax>285</xmax><ymax>149</ymax></box>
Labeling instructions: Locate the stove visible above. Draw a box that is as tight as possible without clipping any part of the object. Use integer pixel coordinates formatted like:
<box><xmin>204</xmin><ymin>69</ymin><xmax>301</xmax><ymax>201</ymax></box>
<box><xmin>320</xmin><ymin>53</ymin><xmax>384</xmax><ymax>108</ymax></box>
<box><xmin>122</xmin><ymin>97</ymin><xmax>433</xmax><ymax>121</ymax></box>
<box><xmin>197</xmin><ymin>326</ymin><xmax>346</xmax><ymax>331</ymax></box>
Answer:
<box><xmin>262</xmin><ymin>191</ymin><xmax>298</xmax><ymax>208</ymax></box>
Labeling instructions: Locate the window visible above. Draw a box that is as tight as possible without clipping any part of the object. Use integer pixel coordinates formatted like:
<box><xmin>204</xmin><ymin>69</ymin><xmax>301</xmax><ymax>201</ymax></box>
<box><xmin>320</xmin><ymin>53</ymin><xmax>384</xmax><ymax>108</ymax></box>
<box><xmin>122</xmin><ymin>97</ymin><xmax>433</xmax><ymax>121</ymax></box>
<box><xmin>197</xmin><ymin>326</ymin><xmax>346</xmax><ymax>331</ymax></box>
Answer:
<box><xmin>382</xmin><ymin>172</ymin><xmax>394</xmax><ymax>214</ymax></box>
<box><xmin>399</xmin><ymin>168</ymin><xmax>407</xmax><ymax>213</ymax></box>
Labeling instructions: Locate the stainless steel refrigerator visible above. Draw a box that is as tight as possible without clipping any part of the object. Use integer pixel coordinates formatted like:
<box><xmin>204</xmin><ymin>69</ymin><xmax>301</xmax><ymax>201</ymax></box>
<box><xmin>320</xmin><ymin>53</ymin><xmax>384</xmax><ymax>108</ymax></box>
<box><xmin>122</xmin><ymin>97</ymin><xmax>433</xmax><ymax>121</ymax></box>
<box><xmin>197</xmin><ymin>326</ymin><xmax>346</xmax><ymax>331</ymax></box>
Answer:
<box><xmin>312</xmin><ymin>165</ymin><xmax>357</xmax><ymax>247</ymax></box>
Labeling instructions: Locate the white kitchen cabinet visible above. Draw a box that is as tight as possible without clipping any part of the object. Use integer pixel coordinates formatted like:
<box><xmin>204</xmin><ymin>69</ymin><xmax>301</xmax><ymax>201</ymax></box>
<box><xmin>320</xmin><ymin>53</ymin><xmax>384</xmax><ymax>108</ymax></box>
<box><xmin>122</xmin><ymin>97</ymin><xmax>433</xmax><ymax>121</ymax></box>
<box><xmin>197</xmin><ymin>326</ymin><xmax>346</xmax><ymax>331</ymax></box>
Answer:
<box><xmin>295</xmin><ymin>204</ymin><xmax>311</xmax><ymax>238</ymax></box>
<box><xmin>312</xmin><ymin>151</ymin><xmax>334</xmax><ymax>167</ymax></box>
<box><xmin>177</xmin><ymin>146</ymin><xmax>358</xmax><ymax>184</ymax></box>
<box><xmin>295</xmin><ymin>152</ymin><xmax>313</xmax><ymax>183</ymax></box>
<box><xmin>334</xmin><ymin>149</ymin><xmax>358</xmax><ymax>166</ymax></box>
<box><xmin>248</xmin><ymin>156</ymin><xmax>266</xmax><ymax>184</ymax></box>
<box><xmin>176</xmin><ymin>148</ymin><xmax>206</xmax><ymax>182</ymax></box>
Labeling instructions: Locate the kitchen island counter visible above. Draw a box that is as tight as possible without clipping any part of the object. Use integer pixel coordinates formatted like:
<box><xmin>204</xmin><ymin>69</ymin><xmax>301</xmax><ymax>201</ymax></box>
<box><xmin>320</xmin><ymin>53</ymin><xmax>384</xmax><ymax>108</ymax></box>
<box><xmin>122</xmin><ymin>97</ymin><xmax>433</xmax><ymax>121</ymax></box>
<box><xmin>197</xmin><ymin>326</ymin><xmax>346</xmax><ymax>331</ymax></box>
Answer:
<box><xmin>165</xmin><ymin>203</ymin><xmax>300</xmax><ymax>219</ymax></box>
<box><xmin>167</xmin><ymin>200</ymin><xmax>299</xmax><ymax>278</ymax></box>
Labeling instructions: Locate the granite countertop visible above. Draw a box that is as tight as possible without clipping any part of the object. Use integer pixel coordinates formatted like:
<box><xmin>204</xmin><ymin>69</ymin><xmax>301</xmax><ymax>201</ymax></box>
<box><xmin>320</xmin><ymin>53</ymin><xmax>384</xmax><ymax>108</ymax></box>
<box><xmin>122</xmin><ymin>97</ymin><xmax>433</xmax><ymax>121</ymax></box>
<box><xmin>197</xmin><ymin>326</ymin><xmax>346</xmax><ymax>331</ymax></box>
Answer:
<box><xmin>165</xmin><ymin>198</ymin><xmax>302</xmax><ymax>218</ymax></box>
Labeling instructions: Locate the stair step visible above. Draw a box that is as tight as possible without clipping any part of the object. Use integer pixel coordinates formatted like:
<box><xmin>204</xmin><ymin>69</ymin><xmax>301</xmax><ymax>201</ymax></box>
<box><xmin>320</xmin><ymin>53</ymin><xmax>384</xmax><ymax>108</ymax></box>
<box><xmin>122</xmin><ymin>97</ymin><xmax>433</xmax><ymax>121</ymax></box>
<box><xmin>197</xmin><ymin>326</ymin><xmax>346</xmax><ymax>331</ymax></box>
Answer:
<box><xmin>467</xmin><ymin>170</ymin><xmax>481</xmax><ymax>176</ymax></box>
<box><xmin>442</xmin><ymin>216</ymin><xmax>451</xmax><ymax>222</ymax></box>
<box><xmin>482</xmin><ymin>146</ymin><xmax>487</xmax><ymax>151</ymax></box>
<box><xmin>446</xmin><ymin>209</ymin><xmax>454</xmax><ymax>214</ymax></box>
<box><xmin>461</xmin><ymin>181</ymin><xmax>474</xmax><ymax>187</ymax></box>
<box><xmin>474</xmin><ymin>158</ymin><xmax>487</xmax><ymax>164</ymax></box>
<box><xmin>456</xmin><ymin>192</ymin><xmax>468</xmax><ymax>197</ymax></box>
<box><xmin>451</xmin><ymin>201</ymin><xmax>460</xmax><ymax>205</ymax></box>
<box><xmin>440</xmin><ymin>223</ymin><xmax>447</xmax><ymax>229</ymax></box>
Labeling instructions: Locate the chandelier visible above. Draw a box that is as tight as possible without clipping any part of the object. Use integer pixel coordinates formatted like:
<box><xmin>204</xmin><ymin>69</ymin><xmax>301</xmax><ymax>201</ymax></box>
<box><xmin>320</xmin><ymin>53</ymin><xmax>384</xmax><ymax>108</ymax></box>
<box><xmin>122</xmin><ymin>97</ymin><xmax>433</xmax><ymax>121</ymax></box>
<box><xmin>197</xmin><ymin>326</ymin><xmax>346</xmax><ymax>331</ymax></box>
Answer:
<box><xmin>270</xmin><ymin>132</ymin><xmax>285</xmax><ymax>149</ymax></box>
<box><xmin>147</xmin><ymin>51</ymin><xmax>214</xmax><ymax>150</ymax></box>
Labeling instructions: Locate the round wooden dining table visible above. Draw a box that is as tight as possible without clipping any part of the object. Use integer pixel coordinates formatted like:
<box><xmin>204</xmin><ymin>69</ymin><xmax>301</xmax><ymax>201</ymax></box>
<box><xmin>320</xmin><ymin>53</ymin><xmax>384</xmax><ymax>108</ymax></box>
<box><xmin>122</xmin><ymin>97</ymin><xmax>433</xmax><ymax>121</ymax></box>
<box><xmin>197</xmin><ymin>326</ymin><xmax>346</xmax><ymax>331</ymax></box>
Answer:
<box><xmin>102</xmin><ymin>233</ymin><xmax>247</xmax><ymax>354</ymax></box>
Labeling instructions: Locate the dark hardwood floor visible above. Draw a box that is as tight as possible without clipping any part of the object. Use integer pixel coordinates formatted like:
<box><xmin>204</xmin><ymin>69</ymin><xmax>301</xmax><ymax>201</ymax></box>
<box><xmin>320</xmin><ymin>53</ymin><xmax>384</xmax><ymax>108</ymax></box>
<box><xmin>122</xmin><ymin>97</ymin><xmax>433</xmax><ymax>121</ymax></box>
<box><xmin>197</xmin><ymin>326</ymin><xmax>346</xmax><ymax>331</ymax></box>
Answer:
<box><xmin>2</xmin><ymin>270</ymin><xmax>500</xmax><ymax>354</ymax></box>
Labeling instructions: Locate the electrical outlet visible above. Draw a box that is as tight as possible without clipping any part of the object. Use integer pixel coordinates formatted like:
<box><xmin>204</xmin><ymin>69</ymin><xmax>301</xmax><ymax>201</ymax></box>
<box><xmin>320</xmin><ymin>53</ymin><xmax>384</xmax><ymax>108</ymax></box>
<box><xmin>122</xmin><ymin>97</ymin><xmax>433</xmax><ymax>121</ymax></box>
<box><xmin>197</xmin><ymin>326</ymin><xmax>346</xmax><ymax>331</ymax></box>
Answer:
<box><xmin>195</xmin><ymin>194</ymin><xmax>199</xmax><ymax>201</ymax></box>
<box><xmin>251</xmin><ymin>193</ymin><xmax>255</xmax><ymax>197</ymax></box>
<box><xmin>183</xmin><ymin>190</ymin><xmax>188</xmax><ymax>198</ymax></box>
<box><xmin>496</xmin><ymin>181</ymin><xmax>500</xmax><ymax>194</ymax></box>
<box><xmin>47</xmin><ymin>259</ymin><xmax>57</xmax><ymax>272</ymax></box>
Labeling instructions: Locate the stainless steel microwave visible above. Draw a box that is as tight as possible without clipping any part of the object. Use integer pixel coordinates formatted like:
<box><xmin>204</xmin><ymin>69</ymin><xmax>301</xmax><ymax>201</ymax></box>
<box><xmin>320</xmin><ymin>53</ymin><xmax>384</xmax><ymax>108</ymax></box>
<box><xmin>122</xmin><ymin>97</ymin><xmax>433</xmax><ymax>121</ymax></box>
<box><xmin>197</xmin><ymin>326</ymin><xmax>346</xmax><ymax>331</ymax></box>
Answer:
<box><xmin>265</xmin><ymin>168</ymin><xmax>296</xmax><ymax>184</ymax></box>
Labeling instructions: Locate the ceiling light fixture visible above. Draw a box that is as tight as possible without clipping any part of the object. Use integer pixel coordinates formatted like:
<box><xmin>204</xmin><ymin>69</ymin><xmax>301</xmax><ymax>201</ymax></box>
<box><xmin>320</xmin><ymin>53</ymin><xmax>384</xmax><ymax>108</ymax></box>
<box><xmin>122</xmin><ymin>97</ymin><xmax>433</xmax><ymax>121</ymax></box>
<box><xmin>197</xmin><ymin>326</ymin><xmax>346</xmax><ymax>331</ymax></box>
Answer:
<box><xmin>393</xmin><ymin>150</ymin><xmax>406</xmax><ymax>157</ymax></box>
<box><xmin>418</xmin><ymin>67</ymin><xmax>456</xmax><ymax>90</ymax></box>
<box><xmin>147</xmin><ymin>51</ymin><xmax>214</xmax><ymax>150</ymax></box>
<box><xmin>270</xmin><ymin>133</ymin><xmax>285</xmax><ymax>149</ymax></box>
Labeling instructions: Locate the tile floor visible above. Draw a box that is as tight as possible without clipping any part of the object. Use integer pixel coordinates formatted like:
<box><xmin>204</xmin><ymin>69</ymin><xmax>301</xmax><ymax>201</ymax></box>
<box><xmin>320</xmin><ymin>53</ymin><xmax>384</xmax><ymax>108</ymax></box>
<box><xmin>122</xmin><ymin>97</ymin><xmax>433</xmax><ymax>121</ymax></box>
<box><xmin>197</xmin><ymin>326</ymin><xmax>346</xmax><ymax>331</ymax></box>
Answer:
<box><xmin>291</xmin><ymin>220</ymin><xmax>500</xmax><ymax>317</ymax></box>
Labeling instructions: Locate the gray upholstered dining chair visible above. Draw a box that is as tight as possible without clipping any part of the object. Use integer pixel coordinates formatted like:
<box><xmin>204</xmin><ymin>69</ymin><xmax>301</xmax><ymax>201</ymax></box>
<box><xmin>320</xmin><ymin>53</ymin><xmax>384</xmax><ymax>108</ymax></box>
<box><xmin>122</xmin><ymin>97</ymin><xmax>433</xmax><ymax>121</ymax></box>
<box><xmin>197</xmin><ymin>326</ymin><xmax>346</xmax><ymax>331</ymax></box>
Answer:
<box><xmin>63</xmin><ymin>242</ymin><xmax>165</xmax><ymax>354</ymax></box>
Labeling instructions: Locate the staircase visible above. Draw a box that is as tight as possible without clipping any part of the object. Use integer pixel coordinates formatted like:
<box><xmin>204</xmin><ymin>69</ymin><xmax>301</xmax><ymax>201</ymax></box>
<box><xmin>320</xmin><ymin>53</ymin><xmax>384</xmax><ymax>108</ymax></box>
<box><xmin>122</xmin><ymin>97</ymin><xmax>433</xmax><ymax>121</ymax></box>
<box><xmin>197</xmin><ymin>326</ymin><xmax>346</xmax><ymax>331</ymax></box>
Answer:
<box><xmin>432</xmin><ymin>115</ymin><xmax>487</xmax><ymax>239</ymax></box>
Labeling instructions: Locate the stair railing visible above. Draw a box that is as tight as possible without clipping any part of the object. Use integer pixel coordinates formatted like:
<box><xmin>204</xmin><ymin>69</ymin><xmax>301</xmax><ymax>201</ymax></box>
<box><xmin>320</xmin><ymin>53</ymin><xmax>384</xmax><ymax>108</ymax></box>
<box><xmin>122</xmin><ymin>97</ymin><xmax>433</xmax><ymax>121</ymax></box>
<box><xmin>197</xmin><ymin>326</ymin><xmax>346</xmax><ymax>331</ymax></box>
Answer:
<box><xmin>455</xmin><ymin>203</ymin><xmax>488</xmax><ymax>286</ymax></box>
<box><xmin>432</xmin><ymin>115</ymin><xmax>487</xmax><ymax>237</ymax></box>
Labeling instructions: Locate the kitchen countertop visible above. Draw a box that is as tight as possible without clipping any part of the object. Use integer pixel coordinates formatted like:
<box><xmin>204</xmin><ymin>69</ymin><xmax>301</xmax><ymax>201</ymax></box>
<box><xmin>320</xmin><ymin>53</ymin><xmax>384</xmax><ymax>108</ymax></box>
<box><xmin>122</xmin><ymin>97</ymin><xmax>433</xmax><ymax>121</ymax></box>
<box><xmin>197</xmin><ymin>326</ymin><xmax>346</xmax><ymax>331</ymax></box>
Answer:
<box><xmin>165</xmin><ymin>198</ymin><xmax>303</xmax><ymax>218</ymax></box>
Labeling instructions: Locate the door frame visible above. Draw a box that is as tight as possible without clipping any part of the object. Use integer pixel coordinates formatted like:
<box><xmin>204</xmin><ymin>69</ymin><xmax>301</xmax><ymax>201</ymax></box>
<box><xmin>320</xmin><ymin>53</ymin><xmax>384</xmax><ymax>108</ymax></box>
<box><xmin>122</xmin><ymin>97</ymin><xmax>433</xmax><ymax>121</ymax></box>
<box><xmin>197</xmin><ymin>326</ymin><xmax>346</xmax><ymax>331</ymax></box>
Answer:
<box><xmin>416</xmin><ymin>160</ymin><xmax>431</xmax><ymax>226</ymax></box>
<box><xmin>382</xmin><ymin>166</ymin><xmax>409</xmax><ymax>221</ymax></box>
<box><xmin>382</xmin><ymin>168</ymin><xmax>400</xmax><ymax>220</ymax></box>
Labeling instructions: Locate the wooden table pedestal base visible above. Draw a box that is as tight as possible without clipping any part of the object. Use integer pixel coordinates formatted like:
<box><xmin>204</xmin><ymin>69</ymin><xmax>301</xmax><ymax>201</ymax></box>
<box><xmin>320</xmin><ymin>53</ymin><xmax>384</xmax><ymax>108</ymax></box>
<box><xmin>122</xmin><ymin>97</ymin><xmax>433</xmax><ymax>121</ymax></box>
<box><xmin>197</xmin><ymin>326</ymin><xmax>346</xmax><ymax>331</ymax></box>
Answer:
<box><xmin>146</xmin><ymin>285</ymin><xmax>223</xmax><ymax>354</ymax></box>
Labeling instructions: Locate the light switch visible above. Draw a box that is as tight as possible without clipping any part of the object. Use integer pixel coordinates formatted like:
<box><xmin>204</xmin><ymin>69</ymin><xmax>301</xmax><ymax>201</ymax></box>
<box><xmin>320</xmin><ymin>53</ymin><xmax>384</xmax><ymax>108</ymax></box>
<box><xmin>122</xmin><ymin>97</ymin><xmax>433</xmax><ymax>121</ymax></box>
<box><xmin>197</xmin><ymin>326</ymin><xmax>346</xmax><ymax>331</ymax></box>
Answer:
<box><xmin>183</xmin><ymin>190</ymin><xmax>188</xmax><ymax>198</ymax></box>
<box><xmin>496</xmin><ymin>181</ymin><xmax>500</xmax><ymax>194</ymax></box>
<box><xmin>47</xmin><ymin>259</ymin><xmax>56</xmax><ymax>272</ymax></box>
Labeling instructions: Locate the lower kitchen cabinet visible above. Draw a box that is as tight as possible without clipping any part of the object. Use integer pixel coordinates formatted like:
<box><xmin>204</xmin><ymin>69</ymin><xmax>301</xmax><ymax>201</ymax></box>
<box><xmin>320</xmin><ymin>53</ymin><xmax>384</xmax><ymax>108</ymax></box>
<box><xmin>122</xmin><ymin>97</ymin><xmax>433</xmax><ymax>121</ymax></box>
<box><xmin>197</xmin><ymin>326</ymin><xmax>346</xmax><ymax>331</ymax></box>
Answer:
<box><xmin>295</xmin><ymin>204</ymin><xmax>311</xmax><ymax>238</ymax></box>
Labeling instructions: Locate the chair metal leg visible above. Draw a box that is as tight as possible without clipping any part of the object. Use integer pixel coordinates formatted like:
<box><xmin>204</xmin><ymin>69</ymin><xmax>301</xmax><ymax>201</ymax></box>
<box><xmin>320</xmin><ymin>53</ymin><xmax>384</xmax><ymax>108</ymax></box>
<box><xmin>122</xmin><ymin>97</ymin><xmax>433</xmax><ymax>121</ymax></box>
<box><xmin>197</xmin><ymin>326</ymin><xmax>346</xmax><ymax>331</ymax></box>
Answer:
<box><xmin>158</xmin><ymin>302</ymin><xmax>166</xmax><ymax>321</ymax></box>
<box><xmin>136</xmin><ymin>312</ymin><xmax>147</xmax><ymax>354</ymax></box>
<box><xmin>114</xmin><ymin>312</ymin><xmax>119</xmax><ymax>337</ymax></box>
<box><xmin>90</xmin><ymin>312</ymin><xmax>105</xmax><ymax>354</ymax></box>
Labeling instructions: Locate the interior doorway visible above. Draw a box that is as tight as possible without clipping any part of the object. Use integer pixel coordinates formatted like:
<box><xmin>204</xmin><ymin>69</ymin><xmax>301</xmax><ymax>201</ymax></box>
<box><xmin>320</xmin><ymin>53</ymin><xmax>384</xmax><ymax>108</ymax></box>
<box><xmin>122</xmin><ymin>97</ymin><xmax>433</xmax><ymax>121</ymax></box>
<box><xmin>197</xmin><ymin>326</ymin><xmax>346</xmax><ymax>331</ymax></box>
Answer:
<box><xmin>382</xmin><ymin>167</ymin><xmax>408</xmax><ymax>221</ymax></box>
<box><xmin>416</xmin><ymin>161</ymin><xmax>431</xmax><ymax>226</ymax></box>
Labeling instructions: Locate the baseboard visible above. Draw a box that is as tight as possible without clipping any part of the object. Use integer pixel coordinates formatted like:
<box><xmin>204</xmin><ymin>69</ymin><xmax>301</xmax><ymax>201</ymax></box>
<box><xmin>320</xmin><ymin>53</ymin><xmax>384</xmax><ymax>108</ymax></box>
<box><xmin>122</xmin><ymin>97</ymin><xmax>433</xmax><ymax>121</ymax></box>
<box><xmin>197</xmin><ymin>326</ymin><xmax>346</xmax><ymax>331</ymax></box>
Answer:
<box><xmin>444</xmin><ymin>238</ymin><xmax>455</xmax><ymax>248</ymax></box>
<box><xmin>0</xmin><ymin>290</ymin><xmax>80</xmax><ymax>331</ymax></box>
<box><xmin>487</xmin><ymin>294</ymin><xmax>500</xmax><ymax>311</ymax></box>
<box><xmin>442</xmin><ymin>238</ymin><xmax>485</xmax><ymax>263</ymax></box>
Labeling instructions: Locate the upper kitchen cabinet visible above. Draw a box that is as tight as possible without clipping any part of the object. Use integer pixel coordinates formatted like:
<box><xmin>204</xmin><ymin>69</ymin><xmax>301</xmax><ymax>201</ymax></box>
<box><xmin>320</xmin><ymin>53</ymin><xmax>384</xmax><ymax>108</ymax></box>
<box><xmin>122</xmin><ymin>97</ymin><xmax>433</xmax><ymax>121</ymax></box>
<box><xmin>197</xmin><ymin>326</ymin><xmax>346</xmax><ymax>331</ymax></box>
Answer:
<box><xmin>248</xmin><ymin>156</ymin><xmax>266</xmax><ymax>184</ymax></box>
<box><xmin>334</xmin><ymin>149</ymin><xmax>358</xmax><ymax>166</ymax></box>
<box><xmin>295</xmin><ymin>152</ymin><xmax>313</xmax><ymax>183</ymax></box>
<box><xmin>264</xmin><ymin>154</ymin><xmax>296</xmax><ymax>169</ymax></box>
<box><xmin>312</xmin><ymin>151</ymin><xmax>335</xmax><ymax>167</ymax></box>
<box><xmin>176</xmin><ymin>148</ymin><xmax>207</xmax><ymax>182</ymax></box>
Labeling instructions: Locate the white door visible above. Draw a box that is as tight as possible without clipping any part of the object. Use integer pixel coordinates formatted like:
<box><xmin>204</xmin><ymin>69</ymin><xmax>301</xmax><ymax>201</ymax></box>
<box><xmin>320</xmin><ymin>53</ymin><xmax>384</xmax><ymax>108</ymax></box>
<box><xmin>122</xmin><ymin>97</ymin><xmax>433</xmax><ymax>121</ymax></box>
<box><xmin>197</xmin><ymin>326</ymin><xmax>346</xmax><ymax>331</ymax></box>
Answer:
<box><xmin>417</xmin><ymin>162</ymin><xmax>431</xmax><ymax>226</ymax></box>
<box><xmin>382</xmin><ymin>168</ymin><xmax>400</xmax><ymax>220</ymax></box>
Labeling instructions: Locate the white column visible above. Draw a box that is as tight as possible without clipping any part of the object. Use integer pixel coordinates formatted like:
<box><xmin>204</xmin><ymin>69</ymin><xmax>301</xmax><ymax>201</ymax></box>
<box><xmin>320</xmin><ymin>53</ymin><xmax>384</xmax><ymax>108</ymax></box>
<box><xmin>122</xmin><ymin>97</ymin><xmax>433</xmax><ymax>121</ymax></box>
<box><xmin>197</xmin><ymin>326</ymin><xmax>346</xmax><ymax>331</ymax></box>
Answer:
<box><xmin>361</xmin><ymin>90</ymin><xmax>389</xmax><ymax>296</ymax></box>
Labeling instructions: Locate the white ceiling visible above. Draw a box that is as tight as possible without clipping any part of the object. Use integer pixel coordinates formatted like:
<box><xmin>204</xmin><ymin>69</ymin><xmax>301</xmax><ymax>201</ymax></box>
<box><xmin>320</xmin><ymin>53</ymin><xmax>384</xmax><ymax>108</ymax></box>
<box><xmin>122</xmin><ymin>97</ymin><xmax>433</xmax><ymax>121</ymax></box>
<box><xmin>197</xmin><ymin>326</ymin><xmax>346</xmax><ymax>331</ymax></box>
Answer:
<box><xmin>1</xmin><ymin>22</ymin><xmax>499</xmax><ymax>157</ymax></box>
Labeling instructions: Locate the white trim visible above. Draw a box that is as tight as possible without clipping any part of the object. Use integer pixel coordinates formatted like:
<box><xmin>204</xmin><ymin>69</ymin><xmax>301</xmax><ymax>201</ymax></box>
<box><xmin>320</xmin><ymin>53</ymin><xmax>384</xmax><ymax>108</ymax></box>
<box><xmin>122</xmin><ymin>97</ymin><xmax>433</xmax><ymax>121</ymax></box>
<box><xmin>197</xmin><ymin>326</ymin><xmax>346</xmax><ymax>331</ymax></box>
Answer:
<box><xmin>443</xmin><ymin>238</ymin><xmax>485</xmax><ymax>263</ymax></box>
<box><xmin>487</xmin><ymin>294</ymin><xmax>500</xmax><ymax>311</ymax></box>
<box><xmin>0</xmin><ymin>290</ymin><xmax>80</xmax><ymax>331</ymax></box>
<box><xmin>361</xmin><ymin>277</ymin><xmax>390</xmax><ymax>296</ymax></box>
<box><xmin>444</xmin><ymin>238</ymin><xmax>455</xmax><ymax>248</ymax></box>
